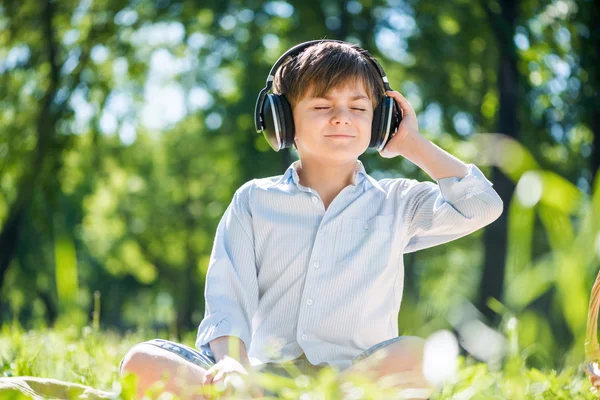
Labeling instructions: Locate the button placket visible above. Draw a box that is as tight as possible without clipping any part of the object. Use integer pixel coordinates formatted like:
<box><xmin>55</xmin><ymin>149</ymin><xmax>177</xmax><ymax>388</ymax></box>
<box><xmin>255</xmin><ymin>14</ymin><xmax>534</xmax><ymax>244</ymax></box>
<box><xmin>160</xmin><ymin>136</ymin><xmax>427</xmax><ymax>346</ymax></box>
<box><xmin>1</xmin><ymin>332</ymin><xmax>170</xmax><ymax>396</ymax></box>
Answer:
<box><xmin>296</xmin><ymin>215</ymin><xmax>328</xmax><ymax>349</ymax></box>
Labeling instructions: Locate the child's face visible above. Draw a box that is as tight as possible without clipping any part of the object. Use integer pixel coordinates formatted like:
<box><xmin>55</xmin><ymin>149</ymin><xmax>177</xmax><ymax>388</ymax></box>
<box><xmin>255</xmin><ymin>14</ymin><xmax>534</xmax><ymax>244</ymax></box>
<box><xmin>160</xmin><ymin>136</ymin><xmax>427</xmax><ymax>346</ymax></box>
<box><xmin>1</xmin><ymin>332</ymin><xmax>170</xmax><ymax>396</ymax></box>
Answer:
<box><xmin>292</xmin><ymin>81</ymin><xmax>374</xmax><ymax>163</ymax></box>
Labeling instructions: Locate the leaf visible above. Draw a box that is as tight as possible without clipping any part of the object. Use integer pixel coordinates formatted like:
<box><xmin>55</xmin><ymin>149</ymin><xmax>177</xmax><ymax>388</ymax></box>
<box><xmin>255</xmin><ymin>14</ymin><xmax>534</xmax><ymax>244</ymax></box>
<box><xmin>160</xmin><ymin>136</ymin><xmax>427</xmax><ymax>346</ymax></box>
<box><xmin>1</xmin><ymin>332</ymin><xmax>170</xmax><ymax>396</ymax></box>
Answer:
<box><xmin>505</xmin><ymin>256</ymin><xmax>555</xmax><ymax>311</ymax></box>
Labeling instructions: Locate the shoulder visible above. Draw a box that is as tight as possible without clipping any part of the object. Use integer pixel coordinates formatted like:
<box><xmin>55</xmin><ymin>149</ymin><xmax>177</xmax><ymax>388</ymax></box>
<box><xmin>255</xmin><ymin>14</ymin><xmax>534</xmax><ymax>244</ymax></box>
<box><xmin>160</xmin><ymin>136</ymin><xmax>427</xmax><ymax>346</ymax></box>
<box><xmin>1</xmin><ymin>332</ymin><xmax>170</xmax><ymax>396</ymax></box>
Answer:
<box><xmin>234</xmin><ymin>174</ymin><xmax>284</xmax><ymax>195</ymax></box>
<box><xmin>232</xmin><ymin>179</ymin><xmax>256</xmax><ymax>204</ymax></box>
<box><xmin>231</xmin><ymin>174</ymin><xmax>285</xmax><ymax>207</ymax></box>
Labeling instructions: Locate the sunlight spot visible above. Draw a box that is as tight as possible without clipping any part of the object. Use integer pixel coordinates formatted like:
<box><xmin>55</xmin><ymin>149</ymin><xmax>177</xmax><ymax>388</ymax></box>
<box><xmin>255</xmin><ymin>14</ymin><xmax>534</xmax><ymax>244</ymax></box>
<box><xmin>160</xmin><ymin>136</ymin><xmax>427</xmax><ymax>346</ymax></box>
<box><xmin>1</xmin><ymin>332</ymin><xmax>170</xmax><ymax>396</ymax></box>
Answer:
<box><xmin>423</xmin><ymin>330</ymin><xmax>458</xmax><ymax>387</ymax></box>
<box><xmin>438</xmin><ymin>14</ymin><xmax>460</xmax><ymax>35</ymax></box>
<box><xmin>516</xmin><ymin>171</ymin><xmax>543</xmax><ymax>208</ymax></box>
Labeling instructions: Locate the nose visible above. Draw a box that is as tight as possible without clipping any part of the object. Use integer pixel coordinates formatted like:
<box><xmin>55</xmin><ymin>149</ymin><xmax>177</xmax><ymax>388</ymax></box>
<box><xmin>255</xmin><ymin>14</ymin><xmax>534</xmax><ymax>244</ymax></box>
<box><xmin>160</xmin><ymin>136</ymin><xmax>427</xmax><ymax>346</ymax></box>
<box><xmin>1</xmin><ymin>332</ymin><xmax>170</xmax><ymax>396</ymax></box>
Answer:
<box><xmin>330</xmin><ymin>108</ymin><xmax>352</xmax><ymax>126</ymax></box>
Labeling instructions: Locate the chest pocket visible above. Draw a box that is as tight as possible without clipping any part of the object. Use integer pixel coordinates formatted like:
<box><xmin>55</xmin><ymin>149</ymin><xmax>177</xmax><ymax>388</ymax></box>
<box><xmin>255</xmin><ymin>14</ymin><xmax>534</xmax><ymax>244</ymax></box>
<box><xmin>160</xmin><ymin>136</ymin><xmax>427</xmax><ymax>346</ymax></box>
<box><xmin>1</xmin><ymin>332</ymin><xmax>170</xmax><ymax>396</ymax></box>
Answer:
<box><xmin>335</xmin><ymin>215</ymin><xmax>394</xmax><ymax>269</ymax></box>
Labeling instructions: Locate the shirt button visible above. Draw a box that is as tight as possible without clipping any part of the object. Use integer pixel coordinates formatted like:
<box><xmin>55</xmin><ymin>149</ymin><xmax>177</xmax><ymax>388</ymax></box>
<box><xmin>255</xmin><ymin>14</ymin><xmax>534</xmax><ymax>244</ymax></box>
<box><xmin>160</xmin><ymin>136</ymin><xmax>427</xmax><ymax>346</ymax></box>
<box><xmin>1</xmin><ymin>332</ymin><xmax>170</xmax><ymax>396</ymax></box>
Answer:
<box><xmin>311</xmin><ymin>196</ymin><xmax>318</xmax><ymax>203</ymax></box>
<box><xmin>307</xmin><ymin>299</ymin><xmax>313</xmax><ymax>305</ymax></box>
<box><xmin>313</xmin><ymin>262</ymin><xmax>320</xmax><ymax>268</ymax></box>
<box><xmin>301</xmin><ymin>334</ymin><xmax>307</xmax><ymax>340</ymax></box>
<box><xmin>363</xmin><ymin>223</ymin><xmax>369</xmax><ymax>230</ymax></box>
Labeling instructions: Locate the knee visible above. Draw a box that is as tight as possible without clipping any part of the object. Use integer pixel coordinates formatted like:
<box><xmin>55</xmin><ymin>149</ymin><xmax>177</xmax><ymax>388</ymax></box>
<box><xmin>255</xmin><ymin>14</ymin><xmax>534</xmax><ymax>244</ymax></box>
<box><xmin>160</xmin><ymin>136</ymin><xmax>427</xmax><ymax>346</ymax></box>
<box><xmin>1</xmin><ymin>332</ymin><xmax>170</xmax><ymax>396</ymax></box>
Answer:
<box><xmin>403</xmin><ymin>336</ymin><xmax>426</xmax><ymax>359</ymax></box>
<box><xmin>119</xmin><ymin>342</ymin><xmax>157</xmax><ymax>377</ymax></box>
<box><xmin>390</xmin><ymin>336</ymin><xmax>426</xmax><ymax>365</ymax></box>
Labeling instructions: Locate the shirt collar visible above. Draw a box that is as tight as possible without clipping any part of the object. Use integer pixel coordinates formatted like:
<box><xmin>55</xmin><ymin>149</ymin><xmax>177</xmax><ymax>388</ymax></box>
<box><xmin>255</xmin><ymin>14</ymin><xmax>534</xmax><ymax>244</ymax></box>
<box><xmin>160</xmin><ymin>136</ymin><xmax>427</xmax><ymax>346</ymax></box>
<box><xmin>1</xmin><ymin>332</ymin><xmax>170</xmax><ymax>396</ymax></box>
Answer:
<box><xmin>275</xmin><ymin>159</ymin><xmax>384</xmax><ymax>193</ymax></box>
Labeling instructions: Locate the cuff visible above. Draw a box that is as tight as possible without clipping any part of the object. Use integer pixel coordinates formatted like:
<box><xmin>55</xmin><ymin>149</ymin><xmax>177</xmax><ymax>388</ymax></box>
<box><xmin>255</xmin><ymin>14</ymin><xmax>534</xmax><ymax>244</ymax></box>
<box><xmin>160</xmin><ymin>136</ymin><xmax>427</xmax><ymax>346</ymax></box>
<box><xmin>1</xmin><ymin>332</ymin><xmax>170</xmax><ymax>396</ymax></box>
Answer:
<box><xmin>436</xmin><ymin>164</ymin><xmax>494</xmax><ymax>204</ymax></box>
<box><xmin>195</xmin><ymin>313</ymin><xmax>251</xmax><ymax>352</ymax></box>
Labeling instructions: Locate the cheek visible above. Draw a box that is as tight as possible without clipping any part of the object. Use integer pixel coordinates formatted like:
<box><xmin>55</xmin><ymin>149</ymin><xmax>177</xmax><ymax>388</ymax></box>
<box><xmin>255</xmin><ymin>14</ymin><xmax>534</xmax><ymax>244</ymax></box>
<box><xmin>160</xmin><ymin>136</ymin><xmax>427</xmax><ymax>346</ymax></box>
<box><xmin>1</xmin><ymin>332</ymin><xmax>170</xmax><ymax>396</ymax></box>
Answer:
<box><xmin>295</xmin><ymin>113</ymin><xmax>327</xmax><ymax>132</ymax></box>
<box><xmin>360</xmin><ymin>115</ymin><xmax>374</xmax><ymax>131</ymax></box>
<box><xmin>361</xmin><ymin>116</ymin><xmax>374</xmax><ymax>142</ymax></box>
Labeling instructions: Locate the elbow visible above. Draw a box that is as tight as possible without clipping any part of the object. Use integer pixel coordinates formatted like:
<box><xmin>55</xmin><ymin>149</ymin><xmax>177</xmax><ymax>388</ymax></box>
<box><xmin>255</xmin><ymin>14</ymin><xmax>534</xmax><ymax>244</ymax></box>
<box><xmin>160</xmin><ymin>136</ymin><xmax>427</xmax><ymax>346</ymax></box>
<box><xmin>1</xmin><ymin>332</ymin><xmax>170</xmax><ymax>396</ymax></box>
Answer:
<box><xmin>482</xmin><ymin>194</ymin><xmax>504</xmax><ymax>226</ymax></box>
<box><xmin>462</xmin><ymin>191</ymin><xmax>503</xmax><ymax>229</ymax></box>
<box><xmin>491</xmin><ymin>200</ymin><xmax>504</xmax><ymax>223</ymax></box>
<box><xmin>473</xmin><ymin>186</ymin><xmax>504</xmax><ymax>225</ymax></box>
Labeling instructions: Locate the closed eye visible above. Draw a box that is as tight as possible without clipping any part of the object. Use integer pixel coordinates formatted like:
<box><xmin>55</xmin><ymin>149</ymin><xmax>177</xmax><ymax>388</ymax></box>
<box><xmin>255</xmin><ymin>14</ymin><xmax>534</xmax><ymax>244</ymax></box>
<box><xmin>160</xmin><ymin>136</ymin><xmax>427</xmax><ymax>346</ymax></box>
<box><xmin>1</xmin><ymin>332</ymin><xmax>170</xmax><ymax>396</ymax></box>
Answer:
<box><xmin>314</xmin><ymin>107</ymin><xmax>367</xmax><ymax>111</ymax></box>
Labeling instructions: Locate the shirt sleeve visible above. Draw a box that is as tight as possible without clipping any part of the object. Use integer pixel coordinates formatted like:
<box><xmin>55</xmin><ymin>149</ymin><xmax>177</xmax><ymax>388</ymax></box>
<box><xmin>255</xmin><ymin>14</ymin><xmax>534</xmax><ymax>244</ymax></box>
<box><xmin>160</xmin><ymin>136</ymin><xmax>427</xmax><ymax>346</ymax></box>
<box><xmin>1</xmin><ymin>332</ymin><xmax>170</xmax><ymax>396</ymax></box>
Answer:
<box><xmin>196</xmin><ymin>181</ymin><xmax>259</xmax><ymax>353</ymax></box>
<box><xmin>401</xmin><ymin>164</ymin><xmax>503</xmax><ymax>254</ymax></box>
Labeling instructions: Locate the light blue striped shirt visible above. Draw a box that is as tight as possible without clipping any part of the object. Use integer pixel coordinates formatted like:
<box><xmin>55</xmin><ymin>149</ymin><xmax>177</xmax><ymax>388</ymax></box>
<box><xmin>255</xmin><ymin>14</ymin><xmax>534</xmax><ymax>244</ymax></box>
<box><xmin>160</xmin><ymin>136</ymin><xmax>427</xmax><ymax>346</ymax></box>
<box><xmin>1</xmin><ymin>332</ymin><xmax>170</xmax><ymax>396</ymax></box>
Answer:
<box><xmin>196</xmin><ymin>159</ymin><xmax>503</xmax><ymax>371</ymax></box>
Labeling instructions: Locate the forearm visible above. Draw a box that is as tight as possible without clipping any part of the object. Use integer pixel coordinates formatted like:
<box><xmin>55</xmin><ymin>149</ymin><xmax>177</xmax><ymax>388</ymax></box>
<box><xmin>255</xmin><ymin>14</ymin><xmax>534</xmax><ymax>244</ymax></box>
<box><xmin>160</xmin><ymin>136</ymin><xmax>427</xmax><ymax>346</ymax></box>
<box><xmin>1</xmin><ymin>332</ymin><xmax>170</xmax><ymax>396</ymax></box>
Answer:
<box><xmin>399</xmin><ymin>133</ymin><xmax>470</xmax><ymax>181</ymax></box>
<box><xmin>209</xmin><ymin>336</ymin><xmax>251</xmax><ymax>368</ymax></box>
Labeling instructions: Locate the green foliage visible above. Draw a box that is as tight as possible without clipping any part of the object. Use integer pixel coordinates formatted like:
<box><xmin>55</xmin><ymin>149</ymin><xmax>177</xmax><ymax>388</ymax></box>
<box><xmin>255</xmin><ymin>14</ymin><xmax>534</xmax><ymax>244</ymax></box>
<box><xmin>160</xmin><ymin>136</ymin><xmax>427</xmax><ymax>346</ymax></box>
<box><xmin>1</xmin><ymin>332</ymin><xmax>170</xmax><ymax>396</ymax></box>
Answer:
<box><xmin>0</xmin><ymin>323</ymin><xmax>597</xmax><ymax>399</ymax></box>
<box><xmin>468</xmin><ymin>134</ymin><xmax>599</xmax><ymax>365</ymax></box>
<box><xmin>0</xmin><ymin>1</ymin><xmax>598</xmax><ymax>397</ymax></box>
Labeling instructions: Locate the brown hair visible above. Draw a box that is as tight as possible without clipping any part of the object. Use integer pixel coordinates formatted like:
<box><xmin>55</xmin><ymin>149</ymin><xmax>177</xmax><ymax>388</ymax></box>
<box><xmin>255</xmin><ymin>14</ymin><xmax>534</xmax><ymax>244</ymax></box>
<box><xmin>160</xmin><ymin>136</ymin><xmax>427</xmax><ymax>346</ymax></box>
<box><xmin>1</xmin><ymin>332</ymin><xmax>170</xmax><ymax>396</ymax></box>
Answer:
<box><xmin>272</xmin><ymin>41</ymin><xmax>385</xmax><ymax>110</ymax></box>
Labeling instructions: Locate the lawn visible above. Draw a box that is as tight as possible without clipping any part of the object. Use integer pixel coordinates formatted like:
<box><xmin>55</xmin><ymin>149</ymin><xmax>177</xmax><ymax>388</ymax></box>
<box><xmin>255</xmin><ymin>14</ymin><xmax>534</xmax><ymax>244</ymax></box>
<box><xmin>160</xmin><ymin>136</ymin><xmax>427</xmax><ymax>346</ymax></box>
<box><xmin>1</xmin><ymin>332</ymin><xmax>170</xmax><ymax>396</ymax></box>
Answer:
<box><xmin>0</xmin><ymin>323</ymin><xmax>596</xmax><ymax>399</ymax></box>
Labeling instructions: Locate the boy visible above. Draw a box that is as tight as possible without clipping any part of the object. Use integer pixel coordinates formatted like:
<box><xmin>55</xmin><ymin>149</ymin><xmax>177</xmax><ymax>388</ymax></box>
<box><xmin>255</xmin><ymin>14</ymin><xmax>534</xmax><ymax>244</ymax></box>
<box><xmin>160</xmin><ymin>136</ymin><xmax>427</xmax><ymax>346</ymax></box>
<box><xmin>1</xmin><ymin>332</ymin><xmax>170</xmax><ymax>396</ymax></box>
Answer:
<box><xmin>120</xmin><ymin>40</ymin><xmax>503</xmax><ymax>399</ymax></box>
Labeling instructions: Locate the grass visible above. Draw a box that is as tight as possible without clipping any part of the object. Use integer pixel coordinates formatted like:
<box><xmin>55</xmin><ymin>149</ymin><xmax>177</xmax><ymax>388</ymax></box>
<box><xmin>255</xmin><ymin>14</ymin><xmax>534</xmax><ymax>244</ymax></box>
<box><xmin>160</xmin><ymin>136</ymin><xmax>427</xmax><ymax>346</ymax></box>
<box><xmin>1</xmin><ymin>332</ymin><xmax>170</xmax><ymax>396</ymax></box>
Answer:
<box><xmin>0</xmin><ymin>323</ymin><xmax>597</xmax><ymax>399</ymax></box>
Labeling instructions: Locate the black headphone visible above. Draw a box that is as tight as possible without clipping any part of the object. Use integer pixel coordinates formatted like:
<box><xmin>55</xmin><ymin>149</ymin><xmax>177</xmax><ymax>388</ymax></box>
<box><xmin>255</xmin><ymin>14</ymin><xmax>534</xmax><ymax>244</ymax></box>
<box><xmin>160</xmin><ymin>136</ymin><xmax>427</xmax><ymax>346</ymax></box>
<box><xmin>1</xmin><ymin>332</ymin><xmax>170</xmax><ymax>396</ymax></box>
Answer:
<box><xmin>254</xmin><ymin>39</ymin><xmax>402</xmax><ymax>152</ymax></box>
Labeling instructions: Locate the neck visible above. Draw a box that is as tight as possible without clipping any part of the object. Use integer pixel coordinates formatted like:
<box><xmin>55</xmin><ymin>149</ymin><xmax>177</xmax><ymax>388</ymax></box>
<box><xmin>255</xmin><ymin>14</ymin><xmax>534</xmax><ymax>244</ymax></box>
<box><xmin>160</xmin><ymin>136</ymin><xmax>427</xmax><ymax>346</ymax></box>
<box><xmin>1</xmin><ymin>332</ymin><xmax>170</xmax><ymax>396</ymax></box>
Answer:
<box><xmin>296</xmin><ymin>158</ymin><xmax>358</xmax><ymax>204</ymax></box>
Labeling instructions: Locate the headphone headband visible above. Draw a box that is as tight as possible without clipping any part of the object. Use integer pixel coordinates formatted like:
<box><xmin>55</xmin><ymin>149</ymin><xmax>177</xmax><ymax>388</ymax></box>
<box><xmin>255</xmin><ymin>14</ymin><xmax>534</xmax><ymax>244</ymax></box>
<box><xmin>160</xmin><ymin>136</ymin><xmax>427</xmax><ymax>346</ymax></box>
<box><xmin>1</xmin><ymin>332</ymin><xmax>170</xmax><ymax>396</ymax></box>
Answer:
<box><xmin>255</xmin><ymin>39</ymin><xmax>393</xmax><ymax>133</ymax></box>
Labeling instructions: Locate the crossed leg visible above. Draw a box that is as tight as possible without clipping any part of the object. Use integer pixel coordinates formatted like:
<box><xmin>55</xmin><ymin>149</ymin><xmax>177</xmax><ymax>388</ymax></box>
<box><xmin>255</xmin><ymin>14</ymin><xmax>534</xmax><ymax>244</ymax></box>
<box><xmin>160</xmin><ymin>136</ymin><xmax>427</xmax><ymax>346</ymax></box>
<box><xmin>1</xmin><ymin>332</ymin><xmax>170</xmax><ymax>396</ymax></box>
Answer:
<box><xmin>120</xmin><ymin>338</ymin><xmax>434</xmax><ymax>399</ymax></box>
<box><xmin>120</xmin><ymin>343</ymin><xmax>209</xmax><ymax>399</ymax></box>
<box><xmin>338</xmin><ymin>336</ymin><xmax>433</xmax><ymax>400</ymax></box>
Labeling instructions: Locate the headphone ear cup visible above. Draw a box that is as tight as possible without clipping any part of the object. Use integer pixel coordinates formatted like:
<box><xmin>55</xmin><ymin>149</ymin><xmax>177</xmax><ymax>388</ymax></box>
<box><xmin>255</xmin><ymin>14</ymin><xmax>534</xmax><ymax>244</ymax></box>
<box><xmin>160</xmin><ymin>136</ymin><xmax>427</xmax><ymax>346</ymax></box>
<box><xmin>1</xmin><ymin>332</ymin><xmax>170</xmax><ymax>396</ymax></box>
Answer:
<box><xmin>371</xmin><ymin>96</ymin><xmax>399</xmax><ymax>150</ymax></box>
<box><xmin>278</xmin><ymin>95</ymin><xmax>295</xmax><ymax>147</ymax></box>
<box><xmin>370</xmin><ymin>99</ymin><xmax>387</xmax><ymax>148</ymax></box>
<box><xmin>262</xmin><ymin>94</ymin><xmax>294</xmax><ymax>150</ymax></box>
<box><xmin>261</xmin><ymin>94</ymin><xmax>286</xmax><ymax>151</ymax></box>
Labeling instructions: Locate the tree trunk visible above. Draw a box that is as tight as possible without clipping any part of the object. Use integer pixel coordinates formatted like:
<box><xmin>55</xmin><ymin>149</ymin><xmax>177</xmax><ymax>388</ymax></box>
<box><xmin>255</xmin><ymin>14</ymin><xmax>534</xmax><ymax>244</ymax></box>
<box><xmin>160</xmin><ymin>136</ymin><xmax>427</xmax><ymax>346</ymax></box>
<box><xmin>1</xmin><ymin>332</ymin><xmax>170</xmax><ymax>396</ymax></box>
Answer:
<box><xmin>0</xmin><ymin>0</ymin><xmax>59</xmax><ymax>292</ymax></box>
<box><xmin>582</xmin><ymin>0</ymin><xmax>600</xmax><ymax>180</ymax></box>
<box><xmin>478</xmin><ymin>0</ymin><xmax>520</xmax><ymax>322</ymax></box>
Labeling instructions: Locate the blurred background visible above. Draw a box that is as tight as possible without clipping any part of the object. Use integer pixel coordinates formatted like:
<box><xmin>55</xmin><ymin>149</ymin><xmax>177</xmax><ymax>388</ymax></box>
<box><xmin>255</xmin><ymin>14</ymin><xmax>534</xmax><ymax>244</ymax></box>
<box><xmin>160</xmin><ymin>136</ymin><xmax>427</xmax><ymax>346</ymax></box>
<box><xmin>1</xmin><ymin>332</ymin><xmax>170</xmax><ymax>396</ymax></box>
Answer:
<box><xmin>0</xmin><ymin>0</ymin><xmax>598</xmax><ymax>373</ymax></box>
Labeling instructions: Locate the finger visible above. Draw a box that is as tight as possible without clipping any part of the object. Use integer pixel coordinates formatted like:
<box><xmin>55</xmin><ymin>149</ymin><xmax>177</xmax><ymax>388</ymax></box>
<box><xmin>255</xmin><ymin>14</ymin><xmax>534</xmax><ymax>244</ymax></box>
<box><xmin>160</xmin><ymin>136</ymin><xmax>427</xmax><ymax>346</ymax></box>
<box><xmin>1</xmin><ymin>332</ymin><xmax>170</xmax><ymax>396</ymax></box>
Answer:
<box><xmin>213</xmin><ymin>370</ymin><xmax>225</xmax><ymax>383</ymax></box>
<box><xmin>392</xmin><ymin>93</ymin><xmax>414</xmax><ymax>114</ymax></box>
<box><xmin>203</xmin><ymin>372</ymin><xmax>214</xmax><ymax>386</ymax></box>
<box><xmin>386</xmin><ymin>89</ymin><xmax>408</xmax><ymax>103</ymax></box>
<box><xmin>211</xmin><ymin>376</ymin><xmax>227</xmax><ymax>398</ymax></box>
<box><xmin>386</xmin><ymin>90</ymin><xmax>415</xmax><ymax>114</ymax></box>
